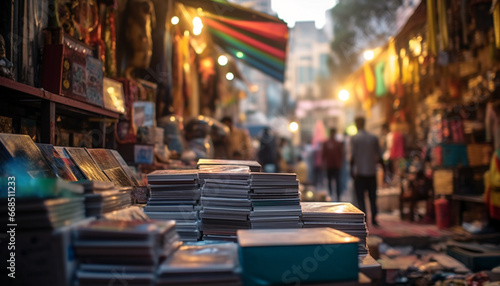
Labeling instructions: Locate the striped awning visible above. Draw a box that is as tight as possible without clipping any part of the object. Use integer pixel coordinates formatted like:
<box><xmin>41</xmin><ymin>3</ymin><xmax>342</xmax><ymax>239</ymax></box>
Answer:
<box><xmin>174</xmin><ymin>0</ymin><xmax>288</xmax><ymax>82</ymax></box>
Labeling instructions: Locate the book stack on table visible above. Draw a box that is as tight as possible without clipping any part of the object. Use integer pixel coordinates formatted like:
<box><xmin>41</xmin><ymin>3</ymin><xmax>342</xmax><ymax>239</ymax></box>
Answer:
<box><xmin>301</xmin><ymin>202</ymin><xmax>369</xmax><ymax>255</ymax></box>
<box><xmin>156</xmin><ymin>242</ymin><xmax>242</xmax><ymax>286</ymax></box>
<box><xmin>198</xmin><ymin>165</ymin><xmax>252</xmax><ymax>242</ymax></box>
<box><xmin>0</xmin><ymin>196</ymin><xmax>86</xmax><ymax>232</ymax></box>
<box><xmin>249</xmin><ymin>172</ymin><xmax>302</xmax><ymax>229</ymax></box>
<box><xmin>197</xmin><ymin>159</ymin><xmax>262</xmax><ymax>172</ymax></box>
<box><xmin>73</xmin><ymin>220</ymin><xmax>181</xmax><ymax>286</ymax></box>
<box><xmin>144</xmin><ymin>170</ymin><xmax>201</xmax><ymax>242</ymax></box>
<box><xmin>75</xmin><ymin>181</ymin><xmax>132</xmax><ymax>217</ymax></box>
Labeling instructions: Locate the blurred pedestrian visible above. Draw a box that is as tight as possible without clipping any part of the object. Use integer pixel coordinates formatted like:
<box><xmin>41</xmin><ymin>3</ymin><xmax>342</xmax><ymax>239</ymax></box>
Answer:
<box><xmin>221</xmin><ymin>116</ymin><xmax>253</xmax><ymax>160</ymax></box>
<box><xmin>257</xmin><ymin>127</ymin><xmax>279</xmax><ymax>172</ymax></box>
<box><xmin>350</xmin><ymin>116</ymin><xmax>385</xmax><ymax>226</ymax></box>
<box><xmin>322</xmin><ymin>128</ymin><xmax>344</xmax><ymax>201</ymax></box>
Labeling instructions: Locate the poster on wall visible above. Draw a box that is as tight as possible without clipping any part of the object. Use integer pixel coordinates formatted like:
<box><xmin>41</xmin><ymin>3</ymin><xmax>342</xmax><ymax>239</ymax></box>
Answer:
<box><xmin>133</xmin><ymin>101</ymin><xmax>156</xmax><ymax>127</ymax></box>
<box><xmin>103</xmin><ymin>77</ymin><xmax>126</xmax><ymax>114</ymax></box>
<box><xmin>86</xmin><ymin>56</ymin><xmax>104</xmax><ymax>107</ymax></box>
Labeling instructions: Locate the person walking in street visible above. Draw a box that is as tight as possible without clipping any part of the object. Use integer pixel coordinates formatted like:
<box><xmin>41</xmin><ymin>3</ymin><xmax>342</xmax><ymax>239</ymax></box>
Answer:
<box><xmin>221</xmin><ymin>116</ymin><xmax>253</xmax><ymax>160</ymax></box>
<box><xmin>322</xmin><ymin>128</ymin><xmax>344</xmax><ymax>201</ymax></box>
<box><xmin>350</xmin><ymin>116</ymin><xmax>385</xmax><ymax>226</ymax></box>
<box><xmin>257</xmin><ymin>127</ymin><xmax>279</xmax><ymax>172</ymax></box>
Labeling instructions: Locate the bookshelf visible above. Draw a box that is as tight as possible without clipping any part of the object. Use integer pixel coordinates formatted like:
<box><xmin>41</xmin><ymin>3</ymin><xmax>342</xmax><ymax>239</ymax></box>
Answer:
<box><xmin>0</xmin><ymin>77</ymin><xmax>119</xmax><ymax>146</ymax></box>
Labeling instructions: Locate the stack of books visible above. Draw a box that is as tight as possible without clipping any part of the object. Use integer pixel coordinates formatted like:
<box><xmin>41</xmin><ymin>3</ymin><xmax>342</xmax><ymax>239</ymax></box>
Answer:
<box><xmin>144</xmin><ymin>170</ymin><xmax>201</xmax><ymax>242</ymax></box>
<box><xmin>0</xmin><ymin>196</ymin><xmax>86</xmax><ymax>231</ymax></box>
<box><xmin>197</xmin><ymin>159</ymin><xmax>262</xmax><ymax>172</ymax></box>
<box><xmin>73</xmin><ymin>220</ymin><xmax>181</xmax><ymax>286</ymax></box>
<box><xmin>156</xmin><ymin>243</ymin><xmax>242</xmax><ymax>286</ymax></box>
<box><xmin>300</xmin><ymin>202</ymin><xmax>369</xmax><ymax>255</ymax></box>
<box><xmin>249</xmin><ymin>172</ymin><xmax>302</xmax><ymax>229</ymax></box>
<box><xmin>198</xmin><ymin>165</ymin><xmax>252</xmax><ymax>241</ymax></box>
<box><xmin>75</xmin><ymin>181</ymin><xmax>132</xmax><ymax>217</ymax></box>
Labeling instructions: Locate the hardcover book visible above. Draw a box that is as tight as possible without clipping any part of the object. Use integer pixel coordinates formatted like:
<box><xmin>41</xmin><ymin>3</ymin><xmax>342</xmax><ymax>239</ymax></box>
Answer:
<box><xmin>53</xmin><ymin>146</ymin><xmax>86</xmax><ymax>181</ymax></box>
<box><xmin>86</xmin><ymin>148</ymin><xmax>134</xmax><ymax>187</ymax></box>
<box><xmin>0</xmin><ymin>133</ymin><xmax>55</xmax><ymax>178</ymax></box>
<box><xmin>109</xmin><ymin>150</ymin><xmax>141</xmax><ymax>186</ymax></box>
<box><xmin>64</xmin><ymin>147</ymin><xmax>110</xmax><ymax>182</ymax></box>
<box><xmin>37</xmin><ymin>143</ymin><xmax>78</xmax><ymax>181</ymax></box>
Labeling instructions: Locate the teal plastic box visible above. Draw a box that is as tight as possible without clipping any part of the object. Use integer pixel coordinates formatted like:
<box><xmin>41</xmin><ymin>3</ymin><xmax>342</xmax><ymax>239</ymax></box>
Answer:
<box><xmin>238</xmin><ymin>228</ymin><xmax>359</xmax><ymax>286</ymax></box>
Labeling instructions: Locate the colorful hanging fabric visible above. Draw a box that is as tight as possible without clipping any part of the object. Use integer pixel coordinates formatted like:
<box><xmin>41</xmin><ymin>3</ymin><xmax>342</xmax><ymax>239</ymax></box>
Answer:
<box><xmin>427</xmin><ymin>0</ymin><xmax>438</xmax><ymax>56</ymax></box>
<box><xmin>494</xmin><ymin>2</ymin><xmax>500</xmax><ymax>49</ymax></box>
<box><xmin>363</xmin><ymin>64</ymin><xmax>375</xmax><ymax>93</ymax></box>
<box><xmin>401</xmin><ymin>55</ymin><xmax>411</xmax><ymax>84</ymax></box>
<box><xmin>385</xmin><ymin>38</ymin><xmax>399</xmax><ymax>94</ymax></box>
<box><xmin>355</xmin><ymin>72</ymin><xmax>368</xmax><ymax>101</ymax></box>
<box><xmin>437</xmin><ymin>0</ymin><xmax>449</xmax><ymax>50</ymax></box>
<box><xmin>375</xmin><ymin>60</ymin><xmax>387</xmax><ymax>97</ymax></box>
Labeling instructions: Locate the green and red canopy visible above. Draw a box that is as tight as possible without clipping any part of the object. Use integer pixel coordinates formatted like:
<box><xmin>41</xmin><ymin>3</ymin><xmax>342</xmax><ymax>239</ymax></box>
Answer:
<box><xmin>174</xmin><ymin>0</ymin><xmax>288</xmax><ymax>82</ymax></box>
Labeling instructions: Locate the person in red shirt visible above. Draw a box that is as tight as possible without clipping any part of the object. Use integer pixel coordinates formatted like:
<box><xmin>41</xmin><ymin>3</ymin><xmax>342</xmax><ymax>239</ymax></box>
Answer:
<box><xmin>322</xmin><ymin>128</ymin><xmax>344</xmax><ymax>200</ymax></box>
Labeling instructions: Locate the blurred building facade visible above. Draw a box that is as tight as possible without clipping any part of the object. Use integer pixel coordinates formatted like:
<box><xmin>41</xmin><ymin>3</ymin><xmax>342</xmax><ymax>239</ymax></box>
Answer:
<box><xmin>286</xmin><ymin>21</ymin><xmax>342</xmax><ymax>144</ymax></box>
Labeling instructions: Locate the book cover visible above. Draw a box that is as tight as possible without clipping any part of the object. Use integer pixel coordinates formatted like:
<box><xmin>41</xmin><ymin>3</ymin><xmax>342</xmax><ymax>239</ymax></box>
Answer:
<box><xmin>36</xmin><ymin>143</ymin><xmax>78</xmax><ymax>181</ymax></box>
<box><xmin>238</xmin><ymin>228</ymin><xmax>359</xmax><ymax>247</ymax></box>
<box><xmin>63</xmin><ymin>147</ymin><xmax>110</xmax><ymax>182</ymax></box>
<box><xmin>0</xmin><ymin>133</ymin><xmax>55</xmax><ymax>178</ymax></box>
<box><xmin>53</xmin><ymin>146</ymin><xmax>86</xmax><ymax>181</ymax></box>
<box><xmin>85</xmin><ymin>56</ymin><xmax>104</xmax><ymax>107</ymax></box>
<box><xmin>102</xmin><ymin>167</ymin><xmax>134</xmax><ymax>187</ymax></box>
<box><xmin>109</xmin><ymin>150</ymin><xmax>141</xmax><ymax>186</ymax></box>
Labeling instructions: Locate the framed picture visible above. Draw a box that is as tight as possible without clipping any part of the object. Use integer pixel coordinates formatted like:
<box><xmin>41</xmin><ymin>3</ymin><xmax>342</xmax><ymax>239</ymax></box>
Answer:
<box><xmin>103</xmin><ymin>77</ymin><xmax>126</xmax><ymax>114</ymax></box>
<box><xmin>133</xmin><ymin>101</ymin><xmax>155</xmax><ymax>127</ymax></box>
<box><xmin>134</xmin><ymin>144</ymin><xmax>154</xmax><ymax>164</ymax></box>
<box><xmin>86</xmin><ymin>56</ymin><xmax>104</xmax><ymax>107</ymax></box>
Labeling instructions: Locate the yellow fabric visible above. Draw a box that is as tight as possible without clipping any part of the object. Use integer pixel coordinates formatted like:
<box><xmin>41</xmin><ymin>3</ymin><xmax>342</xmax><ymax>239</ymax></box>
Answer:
<box><xmin>437</xmin><ymin>0</ymin><xmax>449</xmax><ymax>50</ymax></box>
<box><xmin>427</xmin><ymin>0</ymin><xmax>437</xmax><ymax>56</ymax></box>
<box><xmin>386</xmin><ymin>39</ymin><xmax>399</xmax><ymax>94</ymax></box>
<box><xmin>364</xmin><ymin>64</ymin><xmax>375</xmax><ymax>93</ymax></box>
<box><xmin>494</xmin><ymin>4</ymin><xmax>500</xmax><ymax>49</ymax></box>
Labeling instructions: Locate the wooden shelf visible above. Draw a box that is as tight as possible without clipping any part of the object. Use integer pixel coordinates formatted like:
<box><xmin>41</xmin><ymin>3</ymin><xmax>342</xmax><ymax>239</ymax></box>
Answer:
<box><xmin>0</xmin><ymin>77</ymin><xmax>119</xmax><ymax>119</ymax></box>
<box><xmin>0</xmin><ymin>76</ymin><xmax>119</xmax><ymax>146</ymax></box>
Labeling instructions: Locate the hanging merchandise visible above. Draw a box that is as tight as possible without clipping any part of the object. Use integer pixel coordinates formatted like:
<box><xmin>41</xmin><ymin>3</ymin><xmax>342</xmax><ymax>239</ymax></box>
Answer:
<box><xmin>396</xmin><ymin>80</ymin><xmax>405</xmax><ymax>99</ymax></box>
<box><xmin>385</xmin><ymin>39</ymin><xmax>399</xmax><ymax>94</ymax></box>
<box><xmin>102</xmin><ymin>1</ymin><xmax>117</xmax><ymax>77</ymax></box>
<box><xmin>494</xmin><ymin>2</ymin><xmax>500</xmax><ymax>49</ymax></box>
<box><xmin>411</xmin><ymin>58</ymin><xmax>420</xmax><ymax>86</ymax></box>
<box><xmin>485</xmin><ymin>151</ymin><xmax>500</xmax><ymax>220</ymax></box>
<box><xmin>448</xmin><ymin>79</ymin><xmax>461</xmax><ymax>99</ymax></box>
<box><xmin>437</xmin><ymin>0</ymin><xmax>449</xmax><ymax>51</ymax></box>
<box><xmin>363</xmin><ymin>63</ymin><xmax>375</xmax><ymax>93</ymax></box>
<box><xmin>427</xmin><ymin>0</ymin><xmax>438</xmax><ymax>57</ymax></box>
<box><xmin>375</xmin><ymin>60</ymin><xmax>387</xmax><ymax>97</ymax></box>
<box><xmin>355</xmin><ymin>72</ymin><xmax>368</xmax><ymax>101</ymax></box>
<box><xmin>362</xmin><ymin>96</ymin><xmax>374</xmax><ymax>118</ymax></box>
<box><xmin>401</xmin><ymin>49</ymin><xmax>411</xmax><ymax>84</ymax></box>
<box><xmin>171</xmin><ymin>32</ymin><xmax>185</xmax><ymax>116</ymax></box>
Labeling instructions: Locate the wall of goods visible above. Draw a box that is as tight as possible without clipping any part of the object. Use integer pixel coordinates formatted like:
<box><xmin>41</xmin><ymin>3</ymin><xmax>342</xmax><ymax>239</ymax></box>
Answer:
<box><xmin>0</xmin><ymin>1</ymin><xmax>384</xmax><ymax>285</ymax></box>
<box><xmin>0</xmin><ymin>132</ymin><xmax>381</xmax><ymax>285</ymax></box>
<box><xmin>0</xmin><ymin>0</ymin><xmax>231</xmax><ymax>166</ymax></box>
<box><xmin>343</xmin><ymin>1</ymin><xmax>500</xmax><ymax>225</ymax></box>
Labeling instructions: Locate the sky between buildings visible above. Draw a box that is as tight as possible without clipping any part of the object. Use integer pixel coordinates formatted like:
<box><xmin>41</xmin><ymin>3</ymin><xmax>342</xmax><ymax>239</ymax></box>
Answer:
<box><xmin>271</xmin><ymin>0</ymin><xmax>338</xmax><ymax>28</ymax></box>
